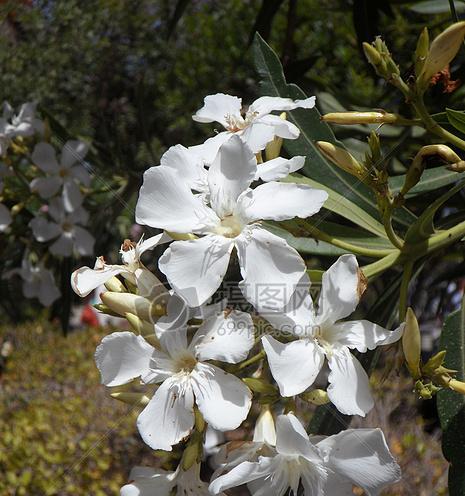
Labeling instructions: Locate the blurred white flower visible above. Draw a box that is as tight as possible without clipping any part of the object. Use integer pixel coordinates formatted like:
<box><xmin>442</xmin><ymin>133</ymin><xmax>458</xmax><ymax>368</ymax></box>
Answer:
<box><xmin>210</xmin><ymin>413</ymin><xmax>401</xmax><ymax>496</ymax></box>
<box><xmin>261</xmin><ymin>254</ymin><xmax>404</xmax><ymax>416</ymax></box>
<box><xmin>190</xmin><ymin>93</ymin><xmax>315</xmax><ymax>163</ymax></box>
<box><xmin>30</xmin><ymin>197</ymin><xmax>95</xmax><ymax>257</ymax></box>
<box><xmin>7</xmin><ymin>258</ymin><xmax>60</xmax><ymax>307</ymax></box>
<box><xmin>121</xmin><ymin>463</ymin><xmax>224</xmax><ymax>496</ymax></box>
<box><xmin>136</xmin><ymin>135</ymin><xmax>327</xmax><ymax>308</ymax></box>
<box><xmin>71</xmin><ymin>233</ymin><xmax>170</xmax><ymax>297</ymax></box>
<box><xmin>95</xmin><ymin>309</ymin><xmax>254</xmax><ymax>450</ymax></box>
<box><xmin>0</xmin><ymin>102</ymin><xmax>44</xmax><ymax>156</ymax></box>
<box><xmin>30</xmin><ymin>140</ymin><xmax>91</xmax><ymax>212</ymax></box>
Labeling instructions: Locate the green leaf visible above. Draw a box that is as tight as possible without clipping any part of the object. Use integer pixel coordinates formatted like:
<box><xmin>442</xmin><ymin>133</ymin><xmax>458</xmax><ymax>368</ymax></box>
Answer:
<box><xmin>437</xmin><ymin>299</ymin><xmax>465</xmax><ymax>496</ymax></box>
<box><xmin>281</xmin><ymin>173</ymin><xmax>389</xmax><ymax>238</ymax></box>
<box><xmin>404</xmin><ymin>178</ymin><xmax>465</xmax><ymax>244</ymax></box>
<box><xmin>410</xmin><ymin>0</ymin><xmax>465</xmax><ymax>14</ymax></box>
<box><xmin>447</xmin><ymin>108</ymin><xmax>465</xmax><ymax>135</ymax></box>
<box><xmin>389</xmin><ymin>166</ymin><xmax>459</xmax><ymax>198</ymax></box>
<box><xmin>252</xmin><ymin>33</ymin><xmax>416</xmax><ymax>231</ymax></box>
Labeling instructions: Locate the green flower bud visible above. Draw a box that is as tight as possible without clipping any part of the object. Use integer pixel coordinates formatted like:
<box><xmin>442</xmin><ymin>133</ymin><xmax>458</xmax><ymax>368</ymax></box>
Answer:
<box><xmin>322</xmin><ymin>111</ymin><xmax>398</xmax><ymax>125</ymax></box>
<box><xmin>243</xmin><ymin>377</ymin><xmax>277</xmax><ymax>395</ymax></box>
<box><xmin>100</xmin><ymin>291</ymin><xmax>165</xmax><ymax>322</ymax></box>
<box><xmin>301</xmin><ymin>389</ymin><xmax>330</xmax><ymax>405</ymax></box>
<box><xmin>402</xmin><ymin>308</ymin><xmax>421</xmax><ymax>380</ymax></box>
<box><xmin>104</xmin><ymin>276</ymin><xmax>126</xmax><ymax>293</ymax></box>
<box><xmin>110</xmin><ymin>391</ymin><xmax>150</xmax><ymax>406</ymax></box>
<box><xmin>316</xmin><ymin>141</ymin><xmax>366</xmax><ymax>178</ymax></box>
<box><xmin>415</xmin><ymin>27</ymin><xmax>430</xmax><ymax>78</ymax></box>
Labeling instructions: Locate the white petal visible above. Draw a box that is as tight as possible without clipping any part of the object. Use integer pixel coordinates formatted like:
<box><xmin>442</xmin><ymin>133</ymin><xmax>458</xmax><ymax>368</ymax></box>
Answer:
<box><xmin>236</xmin><ymin>226</ymin><xmax>306</xmax><ymax>310</ymax></box>
<box><xmin>137</xmin><ymin>232</ymin><xmax>171</xmax><ymax>257</ymax></box>
<box><xmin>38</xmin><ymin>270</ymin><xmax>61</xmax><ymax>306</ymax></box>
<box><xmin>254</xmin><ymin>156</ymin><xmax>304</xmax><ymax>182</ymax></box>
<box><xmin>191</xmin><ymin>362</ymin><xmax>252</xmax><ymax>430</ymax></box>
<box><xmin>32</xmin><ymin>142</ymin><xmax>60</xmax><ymax>173</ymax></box>
<box><xmin>70</xmin><ymin>164</ymin><xmax>92</xmax><ymax>186</ymax></box>
<box><xmin>253</xmin><ymin>409</ymin><xmax>276</xmax><ymax>445</ymax></box>
<box><xmin>136</xmin><ymin>166</ymin><xmax>219</xmax><ymax>233</ymax></box>
<box><xmin>156</xmin><ymin>292</ymin><xmax>192</xmax><ymax>333</ymax></box>
<box><xmin>258</xmin><ymin>114</ymin><xmax>301</xmax><ymax>139</ymax></box>
<box><xmin>158</xmin><ymin>327</ymin><xmax>189</xmax><ymax>357</ymax></box>
<box><xmin>238</xmin><ymin>122</ymin><xmax>276</xmax><ymax>153</ymax></box>
<box><xmin>137</xmin><ymin>376</ymin><xmax>195</xmax><ymax>451</ymax></box>
<box><xmin>249</xmin><ymin>96</ymin><xmax>316</xmax><ymax>117</ymax></box>
<box><xmin>208</xmin><ymin>135</ymin><xmax>256</xmax><ymax>217</ymax></box>
<box><xmin>327</xmin><ymin>348</ymin><xmax>374</xmax><ymax>416</ymax></box>
<box><xmin>320</xmin><ymin>472</ymin><xmax>354</xmax><ymax>496</ymax></box>
<box><xmin>275</xmin><ymin>413</ymin><xmax>321</xmax><ymax>462</ymax></box>
<box><xmin>159</xmin><ymin>235</ymin><xmax>234</xmax><ymax>307</ymax></box>
<box><xmin>209</xmin><ymin>459</ymin><xmax>273</xmax><ymax>495</ymax></box>
<box><xmin>331</xmin><ymin>320</ymin><xmax>404</xmax><ymax>353</ymax></box>
<box><xmin>62</xmin><ymin>180</ymin><xmax>83</xmax><ymax>212</ymax></box>
<box><xmin>71</xmin><ymin>261</ymin><xmax>127</xmax><ymax>297</ymax></box>
<box><xmin>50</xmin><ymin>232</ymin><xmax>73</xmax><ymax>256</ymax></box>
<box><xmin>193</xmin><ymin>310</ymin><xmax>254</xmax><ymax>364</ymax></box>
<box><xmin>0</xmin><ymin>203</ymin><xmax>12</xmax><ymax>231</ymax></box>
<box><xmin>317</xmin><ymin>254</ymin><xmax>360</xmax><ymax>325</ymax></box>
<box><xmin>61</xmin><ymin>140</ymin><xmax>89</xmax><ymax>168</ymax></box>
<box><xmin>95</xmin><ymin>331</ymin><xmax>154</xmax><ymax>386</ymax></box>
<box><xmin>189</xmin><ymin>132</ymin><xmax>231</xmax><ymax>165</ymax></box>
<box><xmin>193</xmin><ymin>93</ymin><xmax>242</xmax><ymax>128</ymax></box>
<box><xmin>317</xmin><ymin>428</ymin><xmax>401</xmax><ymax>495</ymax></box>
<box><xmin>30</xmin><ymin>176</ymin><xmax>62</xmax><ymax>198</ymax></box>
<box><xmin>30</xmin><ymin>216</ymin><xmax>61</xmax><ymax>242</ymax></box>
<box><xmin>262</xmin><ymin>336</ymin><xmax>324</xmax><ymax>396</ymax></box>
<box><xmin>237</xmin><ymin>182</ymin><xmax>327</xmax><ymax>223</ymax></box>
<box><xmin>120</xmin><ymin>467</ymin><xmax>173</xmax><ymax>496</ymax></box>
<box><xmin>72</xmin><ymin>225</ymin><xmax>95</xmax><ymax>256</ymax></box>
<box><xmin>160</xmin><ymin>144</ymin><xmax>208</xmax><ymax>192</ymax></box>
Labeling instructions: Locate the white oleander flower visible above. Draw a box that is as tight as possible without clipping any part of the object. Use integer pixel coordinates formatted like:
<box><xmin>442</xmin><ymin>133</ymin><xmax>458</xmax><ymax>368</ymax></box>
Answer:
<box><xmin>190</xmin><ymin>93</ymin><xmax>315</xmax><ymax>163</ymax></box>
<box><xmin>261</xmin><ymin>254</ymin><xmax>404</xmax><ymax>416</ymax></box>
<box><xmin>121</xmin><ymin>463</ymin><xmax>225</xmax><ymax>496</ymax></box>
<box><xmin>71</xmin><ymin>233</ymin><xmax>170</xmax><ymax>297</ymax></box>
<box><xmin>95</xmin><ymin>309</ymin><xmax>254</xmax><ymax>450</ymax></box>
<box><xmin>30</xmin><ymin>197</ymin><xmax>95</xmax><ymax>257</ymax></box>
<box><xmin>210</xmin><ymin>413</ymin><xmax>401</xmax><ymax>496</ymax></box>
<box><xmin>0</xmin><ymin>101</ymin><xmax>44</xmax><ymax>156</ymax></box>
<box><xmin>6</xmin><ymin>258</ymin><xmax>60</xmax><ymax>306</ymax></box>
<box><xmin>136</xmin><ymin>135</ymin><xmax>327</xmax><ymax>308</ymax></box>
<box><xmin>30</xmin><ymin>141</ymin><xmax>91</xmax><ymax>212</ymax></box>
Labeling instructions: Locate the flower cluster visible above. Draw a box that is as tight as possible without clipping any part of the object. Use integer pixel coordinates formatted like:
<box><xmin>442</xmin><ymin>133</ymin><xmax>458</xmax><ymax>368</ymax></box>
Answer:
<box><xmin>72</xmin><ymin>93</ymin><xmax>403</xmax><ymax>495</ymax></box>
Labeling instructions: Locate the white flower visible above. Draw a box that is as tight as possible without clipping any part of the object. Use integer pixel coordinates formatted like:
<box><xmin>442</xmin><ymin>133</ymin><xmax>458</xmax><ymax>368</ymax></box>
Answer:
<box><xmin>30</xmin><ymin>141</ymin><xmax>91</xmax><ymax>212</ymax></box>
<box><xmin>121</xmin><ymin>463</ymin><xmax>224</xmax><ymax>496</ymax></box>
<box><xmin>95</xmin><ymin>309</ymin><xmax>254</xmax><ymax>450</ymax></box>
<box><xmin>0</xmin><ymin>102</ymin><xmax>44</xmax><ymax>156</ymax></box>
<box><xmin>6</xmin><ymin>258</ymin><xmax>60</xmax><ymax>306</ymax></box>
<box><xmin>190</xmin><ymin>93</ymin><xmax>315</xmax><ymax>163</ymax></box>
<box><xmin>210</xmin><ymin>413</ymin><xmax>401</xmax><ymax>496</ymax></box>
<box><xmin>30</xmin><ymin>197</ymin><xmax>95</xmax><ymax>257</ymax></box>
<box><xmin>136</xmin><ymin>135</ymin><xmax>328</xmax><ymax>308</ymax></box>
<box><xmin>71</xmin><ymin>233</ymin><xmax>170</xmax><ymax>297</ymax></box>
<box><xmin>261</xmin><ymin>254</ymin><xmax>404</xmax><ymax>416</ymax></box>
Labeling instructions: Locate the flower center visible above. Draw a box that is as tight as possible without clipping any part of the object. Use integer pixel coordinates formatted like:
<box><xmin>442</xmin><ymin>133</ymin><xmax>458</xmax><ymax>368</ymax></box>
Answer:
<box><xmin>312</xmin><ymin>325</ymin><xmax>333</xmax><ymax>356</ymax></box>
<box><xmin>215</xmin><ymin>214</ymin><xmax>243</xmax><ymax>238</ymax></box>
<box><xmin>62</xmin><ymin>221</ymin><xmax>73</xmax><ymax>232</ymax></box>
<box><xmin>174</xmin><ymin>352</ymin><xmax>197</xmax><ymax>374</ymax></box>
<box><xmin>59</xmin><ymin>168</ymin><xmax>69</xmax><ymax>178</ymax></box>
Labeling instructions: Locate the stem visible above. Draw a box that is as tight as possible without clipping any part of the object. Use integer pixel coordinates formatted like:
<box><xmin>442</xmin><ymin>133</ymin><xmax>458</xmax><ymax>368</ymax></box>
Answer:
<box><xmin>238</xmin><ymin>350</ymin><xmax>266</xmax><ymax>371</ymax></box>
<box><xmin>361</xmin><ymin>251</ymin><xmax>401</xmax><ymax>280</ymax></box>
<box><xmin>382</xmin><ymin>207</ymin><xmax>404</xmax><ymax>249</ymax></box>
<box><xmin>413</xmin><ymin>98</ymin><xmax>465</xmax><ymax>152</ymax></box>
<box><xmin>424</xmin><ymin>219</ymin><xmax>465</xmax><ymax>254</ymax></box>
<box><xmin>293</xmin><ymin>220</ymin><xmax>396</xmax><ymax>258</ymax></box>
<box><xmin>398</xmin><ymin>261</ymin><xmax>413</xmax><ymax>321</ymax></box>
<box><xmin>449</xmin><ymin>0</ymin><xmax>460</xmax><ymax>23</ymax></box>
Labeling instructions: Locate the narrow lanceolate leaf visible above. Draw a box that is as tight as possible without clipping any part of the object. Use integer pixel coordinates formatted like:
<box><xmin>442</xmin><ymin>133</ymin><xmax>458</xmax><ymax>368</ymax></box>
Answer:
<box><xmin>447</xmin><ymin>108</ymin><xmax>465</xmax><ymax>135</ymax></box>
<box><xmin>281</xmin><ymin>173</ymin><xmax>388</xmax><ymax>238</ymax></box>
<box><xmin>404</xmin><ymin>178</ymin><xmax>465</xmax><ymax>244</ymax></box>
<box><xmin>252</xmin><ymin>33</ymin><xmax>416</xmax><ymax>231</ymax></box>
<box><xmin>389</xmin><ymin>166</ymin><xmax>459</xmax><ymax>198</ymax></box>
<box><xmin>437</xmin><ymin>298</ymin><xmax>465</xmax><ymax>496</ymax></box>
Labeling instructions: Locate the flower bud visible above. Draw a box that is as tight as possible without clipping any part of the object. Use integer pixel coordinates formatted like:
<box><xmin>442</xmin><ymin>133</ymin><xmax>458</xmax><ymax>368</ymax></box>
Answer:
<box><xmin>422</xmin><ymin>350</ymin><xmax>447</xmax><ymax>377</ymax></box>
<box><xmin>104</xmin><ymin>276</ymin><xmax>126</xmax><ymax>293</ymax></box>
<box><xmin>322</xmin><ymin>111</ymin><xmax>397</xmax><ymax>125</ymax></box>
<box><xmin>93</xmin><ymin>303</ymin><xmax>120</xmax><ymax>317</ymax></box>
<box><xmin>134</xmin><ymin>267</ymin><xmax>168</xmax><ymax>302</ymax></box>
<box><xmin>316</xmin><ymin>141</ymin><xmax>366</xmax><ymax>178</ymax></box>
<box><xmin>402</xmin><ymin>307</ymin><xmax>421</xmax><ymax>380</ymax></box>
<box><xmin>100</xmin><ymin>291</ymin><xmax>165</xmax><ymax>322</ymax></box>
<box><xmin>415</xmin><ymin>27</ymin><xmax>430</xmax><ymax>78</ymax></box>
<box><xmin>363</xmin><ymin>42</ymin><xmax>383</xmax><ymax>71</ymax></box>
<box><xmin>110</xmin><ymin>391</ymin><xmax>150</xmax><ymax>406</ymax></box>
<box><xmin>418</xmin><ymin>22</ymin><xmax>465</xmax><ymax>88</ymax></box>
<box><xmin>447</xmin><ymin>160</ymin><xmax>465</xmax><ymax>172</ymax></box>
<box><xmin>265</xmin><ymin>112</ymin><xmax>285</xmax><ymax>160</ymax></box>
<box><xmin>125</xmin><ymin>312</ymin><xmax>154</xmax><ymax>335</ymax></box>
<box><xmin>448</xmin><ymin>378</ymin><xmax>465</xmax><ymax>395</ymax></box>
<box><xmin>242</xmin><ymin>377</ymin><xmax>277</xmax><ymax>395</ymax></box>
<box><xmin>301</xmin><ymin>389</ymin><xmax>330</xmax><ymax>405</ymax></box>
<box><xmin>253</xmin><ymin>408</ymin><xmax>276</xmax><ymax>446</ymax></box>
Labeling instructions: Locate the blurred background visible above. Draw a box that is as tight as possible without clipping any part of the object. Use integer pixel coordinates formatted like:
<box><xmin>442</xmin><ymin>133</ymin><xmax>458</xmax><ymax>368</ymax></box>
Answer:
<box><xmin>1</xmin><ymin>0</ymin><xmax>463</xmax><ymax>494</ymax></box>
